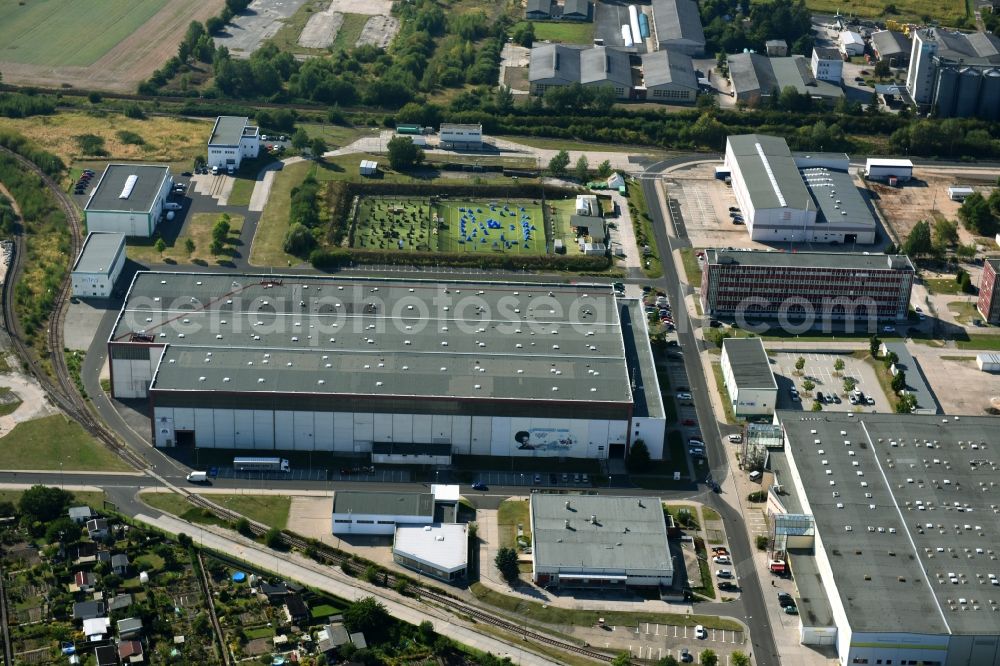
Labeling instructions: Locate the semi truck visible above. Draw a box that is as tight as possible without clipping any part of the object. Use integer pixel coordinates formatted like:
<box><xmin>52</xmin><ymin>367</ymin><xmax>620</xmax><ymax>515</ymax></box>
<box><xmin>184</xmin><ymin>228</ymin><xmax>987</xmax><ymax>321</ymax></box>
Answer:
<box><xmin>233</xmin><ymin>457</ymin><xmax>290</xmax><ymax>472</ymax></box>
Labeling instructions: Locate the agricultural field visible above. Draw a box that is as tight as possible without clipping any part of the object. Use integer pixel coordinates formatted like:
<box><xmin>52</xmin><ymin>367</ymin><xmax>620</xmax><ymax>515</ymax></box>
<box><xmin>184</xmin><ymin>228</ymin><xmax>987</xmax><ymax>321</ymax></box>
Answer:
<box><xmin>797</xmin><ymin>0</ymin><xmax>966</xmax><ymax>23</ymax></box>
<box><xmin>354</xmin><ymin>197</ymin><xmax>549</xmax><ymax>255</ymax></box>
<box><xmin>0</xmin><ymin>0</ymin><xmax>225</xmax><ymax>92</ymax></box>
<box><xmin>0</xmin><ymin>112</ymin><xmax>211</xmax><ymax>173</ymax></box>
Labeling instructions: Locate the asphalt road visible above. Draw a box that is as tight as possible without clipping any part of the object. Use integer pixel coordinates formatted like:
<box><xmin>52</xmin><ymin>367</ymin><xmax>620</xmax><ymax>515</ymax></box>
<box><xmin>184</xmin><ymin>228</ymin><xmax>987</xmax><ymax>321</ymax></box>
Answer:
<box><xmin>641</xmin><ymin>171</ymin><xmax>779</xmax><ymax>666</ymax></box>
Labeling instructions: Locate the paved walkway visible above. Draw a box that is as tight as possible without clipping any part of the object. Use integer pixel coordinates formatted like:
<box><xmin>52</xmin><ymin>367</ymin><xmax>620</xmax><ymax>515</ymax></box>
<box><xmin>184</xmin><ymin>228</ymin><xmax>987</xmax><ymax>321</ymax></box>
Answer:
<box><xmin>134</xmin><ymin>511</ymin><xmax>565</xmax><ymax>665</ymax></box>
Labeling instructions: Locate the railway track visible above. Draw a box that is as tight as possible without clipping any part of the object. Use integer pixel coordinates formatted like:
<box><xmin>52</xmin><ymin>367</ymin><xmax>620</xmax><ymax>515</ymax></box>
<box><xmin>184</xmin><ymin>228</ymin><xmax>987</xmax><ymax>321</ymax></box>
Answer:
<box><xmin>0</xmin><ymin>146</ymin><xmax>147</xmax><ymax>472</ymax></box>
<box><xmin>195</xmin><ymin>552</ymin><xmax>232</xmax><ymax>665</ymax></box>
<box><xmin>0</xmin><ymin>556</ymin><xmax>14</xmax><ymax>666</ymax></box>
<box><xmin>181</xmin><ymin>494</ymin><xmax>617</xmax><ymax>664</ymax></box>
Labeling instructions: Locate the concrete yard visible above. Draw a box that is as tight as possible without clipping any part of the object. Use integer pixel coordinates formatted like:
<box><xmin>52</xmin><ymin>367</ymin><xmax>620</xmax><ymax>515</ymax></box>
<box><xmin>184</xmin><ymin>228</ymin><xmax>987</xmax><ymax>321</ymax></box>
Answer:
<box><xmin>213</xmin><ymin>0</ymin><xmax>311</xmax><ymax>57</ymax></box>
<box><xmin>663</xmin><ymin>166</ymin><xmax>766</xmax><ymax>250</ymax></box>
<box><xmin>356</xmin><ymin>14</ymin><xmax>399</xmax><ymax>49</ymax></box>
<box><xmin>326</xmin><ymin>0</ymin><xmax>393</xmax><ymax>14</ymax></box>
<box><xmin>907</xmin><ymin>346</ymin><xmax>1000</xmax><ymax>415</ymax></box>
<box><xmin>298</xmin><ymin>7</ymin><xmax>344</xmax><ymax>48</ymax></box>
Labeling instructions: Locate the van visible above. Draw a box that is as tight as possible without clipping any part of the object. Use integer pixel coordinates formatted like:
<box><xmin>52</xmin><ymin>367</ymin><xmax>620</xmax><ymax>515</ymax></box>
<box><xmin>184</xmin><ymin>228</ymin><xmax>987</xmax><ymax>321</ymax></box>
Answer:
<box><xmin>728</xmin><ymin>434</ymin><xmax>743</xmax><ymax>443</ymax></box>
<box><xmin>186</xmin><ymin>471</ymin><xmax>208</xmax><ymax>483</ymax></box>
<box><xmin>211</xmin><ymin>165</ymin><xmax>219</xmax><ymax>175</ymax></box>
<box><xmin>749</xmin><ymin>470</ymin><xmax>762</xmax><ymax>482</ymax></box>
<box><xmin>676</xmin><ymin>392</ymin><xmax>692</xmax><ymax>400</ymax></box>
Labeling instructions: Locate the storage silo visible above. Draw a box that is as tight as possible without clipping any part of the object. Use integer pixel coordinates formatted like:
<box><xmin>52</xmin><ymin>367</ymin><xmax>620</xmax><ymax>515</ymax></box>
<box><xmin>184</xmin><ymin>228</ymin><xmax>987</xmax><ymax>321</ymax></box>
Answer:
<box><xmin>933</xmin><ymin>66</ymin><xmax>959</xmax><ymax>117</ymax></box>
<box><xmin>978</xmin><ymin>68</ymin><xmax>1000</xmax><ymax>121</ymax></box>
<box><xmin>954</xmin><ymin>66</ymin><xmax>982</xmax><ymax>118</ymax></box>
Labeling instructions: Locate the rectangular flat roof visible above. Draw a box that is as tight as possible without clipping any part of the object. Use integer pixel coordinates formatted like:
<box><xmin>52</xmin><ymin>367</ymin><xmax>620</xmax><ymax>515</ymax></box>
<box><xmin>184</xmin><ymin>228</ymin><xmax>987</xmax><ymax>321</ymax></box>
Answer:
<box><xmin>209</xmin><ymin>116</ymin><xmax>250</xmax><ymax>146</ymax></box>
<box><xmin>85</xmin><ymin>164</ymin><xmax>169</xmax><ymax>214</ymax></box>
<box><xmin>880</xmin><ymin>342</ymin><xmax>940</xmax><ymax>414</ymax></box>
<box><xmin>332</xmin><ymin>491</ymin><xmax>433</xmax><ymax>517</ymax></box>
<box><xmin>778</xmin><ymin>411</ymin><xmax>1000</xmax><ymax>635</ymax></box>
<box><xmin>73</xmin><ymin>232</ymin><xmax>125</xmax><ymax>275</ymax></box>
<box><xmin>801</xmin><ymin>168</ymin><xmax>876</xmax><ymax>230</ymax></box>
<box><xmin>866</xmin><ymin>158</ymin><xmax>913</xmax><ymax>168</ymax></box>
<box><xmin>707</xmin><ymin>249</ymin><xmax>915</xmax><ymax>272</ymax></box>
<box><xmin>394</xmin><ymin>523</ymin><xmax>468</xmax><ymax>572</ymax></box>
<box><xmin>531</xmin><ymin>494</ymin><xmax>671</xmax><ymax>573</ymax></box>
<box><xmin>727</xmin><ymin>134</ymin><xmax>813</xmax><ymax>212</ymax></box>
<box><xmin>112</xmin><ymin>273</ymin><xmax>633</xmax><ymax>404</ymax></box>
<box><xmin>722</xmin><ymin>338</ymin><xmax>777</xmax><ymax>389</ymax></box>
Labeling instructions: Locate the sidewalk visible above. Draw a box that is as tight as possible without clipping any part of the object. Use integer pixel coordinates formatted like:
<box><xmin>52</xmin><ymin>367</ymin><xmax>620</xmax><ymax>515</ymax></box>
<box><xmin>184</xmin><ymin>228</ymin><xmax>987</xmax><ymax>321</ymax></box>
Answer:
<box><xmin>134</xmin><ymin>512</ymin><xmax>565</xmax><ymax>666</ymax></box>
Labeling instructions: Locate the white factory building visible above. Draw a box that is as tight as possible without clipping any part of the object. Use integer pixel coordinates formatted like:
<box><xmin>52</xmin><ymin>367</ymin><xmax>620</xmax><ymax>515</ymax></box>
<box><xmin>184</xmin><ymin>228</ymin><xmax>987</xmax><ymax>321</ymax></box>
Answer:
<box><xmin>207</xmin><ymin>116</ymin><xmax>260</xmax><ymax>170</ymax></box>
<box><xmin>83</xmin><ymin>164</ymin><xmax>172</xmax><ymax>238</ymax></box>
<box><xmin>724</xmin><ymin>134</ymin><xmax>877</xmax><ymax>244</ymax></box>
<box><xmin>438</xmin><ymin>123</ymin><xmax>483</xmax><ymax>150</ymax></box>
<box><xmin>108</xmin><ymin>273</ymin><xmax>666</xmax><ymax>461</ymax></box>
<box><xmin>720</xmin><ymin>338</ymin><xmax>777</xmax><ymax>417</ymax></box>
<box><xmin>331</xmin><ymin>486</ymin><xmax>458</xmax><ymax>535</ymax></box>
<box><xmin>71</xmin><ymin>232</ymin><xmax>126</xmax><ymax>299</ymax></box>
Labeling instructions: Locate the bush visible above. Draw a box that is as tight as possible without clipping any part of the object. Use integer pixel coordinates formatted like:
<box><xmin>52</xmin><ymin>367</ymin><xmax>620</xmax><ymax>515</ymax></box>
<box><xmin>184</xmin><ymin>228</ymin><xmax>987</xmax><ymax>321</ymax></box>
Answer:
<box><xmin>747</xmin><ymin>490</ymin><xmax>767</xmax><ymax>503</ymax></box>
<box><xmin>263</xmin><ymin>527</ymin><xmax>283</xmax><ymax>549</ymax></box>
<box><xmin>116</xmin><ymin>130</ymin><xmax>145</xmax><ymax>145</ymax></box>
<box><xmin>755</xmin><ymin>534</ymin><xmax>769</xmax><ymax>550</ymax></box>
<box><xmin>74</xmin><ymin>134</ymin><xmax>107</xmax><ymax>156</ymax></box>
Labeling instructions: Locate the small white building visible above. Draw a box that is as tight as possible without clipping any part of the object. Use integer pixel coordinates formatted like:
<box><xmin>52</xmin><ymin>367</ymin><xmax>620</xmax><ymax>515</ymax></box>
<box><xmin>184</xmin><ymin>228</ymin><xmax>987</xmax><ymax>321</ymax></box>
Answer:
<box><xmin>948</xmin><ymin>186</ymin><xmax>975</xmax><ymax>201</ymax></box>
<box><xmin>84</xmin><ymin>165</ymin><xmax>172</xmax><ymax>238</ymax></box>
<box><xmin>977</xmin><ymin>353</ymin><xmax>1000</xmax><ymax>372</ymax></box>
<box><xmin>720</xmin><ymin>338</ymin><xmax>778</xmax><ymax>417</ymax></box>
<box><xmin>864</xmin><ymin>158</ymin><xmax>913</xmax><ymax>182</ymax></box>
<box><xmin>439</xmin><ymin>123</ymin><xmax>483</xmax><ymax>150</ymax></box>
<box><xmin>207</xmin><ymin>116</ymin><xmax>260</xmax><ymax>170</ymax></box>
<box><xmin>838</xmin><ymin>30</ymin><xmax>865</xmax><ymax>57</ymax></box>
<box><xmin>360</xmin><ymin>160</ymin><xmax>378</xmax><ymax>176</ymax></box>
<box><xmin>72</xmin><ymin>232</ymin><xmax>126</xmax><ymax>298</ymax></box>
<box><xmin>393</xmin><ymin>523</ymin><xmax>468</xmax><ymax>582</ymax></box>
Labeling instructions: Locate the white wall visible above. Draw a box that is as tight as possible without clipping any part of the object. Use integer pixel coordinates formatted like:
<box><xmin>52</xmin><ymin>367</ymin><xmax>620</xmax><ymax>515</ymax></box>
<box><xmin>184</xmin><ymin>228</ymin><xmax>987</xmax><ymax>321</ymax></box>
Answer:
<box><xmin>152</xmin><ymin>407</ymin><xmax>631</xmax><ymax>456</ymax></box>
<box><xmin>630</xmin><ymin>416</ymin><xmax>665</xmax><ymax>458</ymax></box>
<box><xmin>846</xmin><ymin>632</ymin><xmax>950</xmax><ymax>666</ymax></box>
<box><xmin>440</xmin><ymin>126</ymin><xmax>482</xmax><ymax>145</ymax></box>
<box><xmin>208</xmin><ymin>147</ymin><xmax>241</xmax><ymax>169</ymax></box>
<box><xmin>112</xmin><ymin>349</ymin><xmax>163</xmax><ymax>399</ymax></box>
<box><xmin>72</xmin><ymin>242</ymin><xmax>125</xmax><ymax>298</ymax></box>
<box><xmin>86</xmin><ymin>211</ymin><xmax>154</xmax><ymax>238</ymax></box>
<box><xmin>240</xmin><ymin>134</ymin><xmax>260</xmax><ymax>161</ymax></box>
<box><xmin>332</xmin><ymin>512</ymin><xmax>431</xmax><ymax>535</ymax></box>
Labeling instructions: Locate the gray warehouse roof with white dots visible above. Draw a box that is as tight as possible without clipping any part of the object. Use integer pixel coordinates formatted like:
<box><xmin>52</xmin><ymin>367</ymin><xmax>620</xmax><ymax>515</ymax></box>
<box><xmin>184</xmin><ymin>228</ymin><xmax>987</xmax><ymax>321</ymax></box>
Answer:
<box><xmin>111</xmin><ymin>272</ymin><xmax>633</xmax><ymax>404</ymax></box>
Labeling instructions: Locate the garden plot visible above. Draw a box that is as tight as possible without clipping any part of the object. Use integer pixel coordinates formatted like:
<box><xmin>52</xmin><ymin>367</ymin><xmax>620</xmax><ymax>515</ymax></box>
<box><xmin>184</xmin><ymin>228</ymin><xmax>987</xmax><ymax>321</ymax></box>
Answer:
<box><xmin>298</xmin><ymin>7</ymin><xmax>344</xmax><ymax>48</ymax></box>
<box><xmin>357</xmin><ymin>14</ymin><xmax>400</xmax><ymax>48</ymax></box>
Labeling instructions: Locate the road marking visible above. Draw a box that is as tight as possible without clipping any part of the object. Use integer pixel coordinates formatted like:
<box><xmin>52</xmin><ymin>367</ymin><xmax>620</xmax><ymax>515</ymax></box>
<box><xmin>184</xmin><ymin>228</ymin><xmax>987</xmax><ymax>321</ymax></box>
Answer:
<box><xmin>674</xmin><ymin>625</ymin><xmax>678</xmax><ymax>637</ymax></box>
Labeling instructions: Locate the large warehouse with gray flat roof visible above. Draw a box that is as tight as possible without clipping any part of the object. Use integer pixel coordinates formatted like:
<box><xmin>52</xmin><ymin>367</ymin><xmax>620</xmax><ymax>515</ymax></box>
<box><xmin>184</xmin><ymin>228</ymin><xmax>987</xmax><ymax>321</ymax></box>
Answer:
<box><xmin>109</xmin><ymin>272</ymin><xmax>665</xmax><ymax>460</ymax></box>
<box><xmin>769</xmin><ymin>411</ymin><xmax>1000</xmax><ymax>666</ymax></box>
<box><xmin>530</xmin><ymin>494</ymin><xmax>672</xmax><ymax>589</ymax></box>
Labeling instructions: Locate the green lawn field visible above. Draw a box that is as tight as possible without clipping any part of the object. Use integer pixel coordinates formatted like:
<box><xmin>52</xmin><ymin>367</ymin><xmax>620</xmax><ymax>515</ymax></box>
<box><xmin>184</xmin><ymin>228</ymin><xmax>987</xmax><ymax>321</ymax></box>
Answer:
<box><xmin>798</xmin><ymin>0</ymin><xmax>965</xmax><ymax>23</ymax></box>
<box><xmin>354</xmin><ymin>197</ymin><xmax>549</xmax><ymax>255</ymax></box>
<box><xmin>0</xmin><ymin>0</ymin><xmax>168</xmax><ymax>67</ymax></box>
<box><xmin>522</xmin><ymin>20</ymin><xmax>596</xmax><ymax>44</ymax></box>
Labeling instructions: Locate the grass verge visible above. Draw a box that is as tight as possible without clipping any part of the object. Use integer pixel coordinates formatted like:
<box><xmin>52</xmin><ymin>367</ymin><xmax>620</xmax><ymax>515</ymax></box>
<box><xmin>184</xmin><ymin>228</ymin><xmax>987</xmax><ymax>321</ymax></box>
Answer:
<box><xmin>129</xmin><ymin>212</ymin><xmax>245</xmax><ymax>266</ymax></box>
<box><xmin>497</xmin><ymin>499</ymin><xmax>530</xmax><ymax>549</ymax></box>
<box><xmin>469</xmin><ymin>582</ymin><xmax>739</xmax><ymax>630</ymax></box>
<box><xmin>710</xmin><ymin>362</ymin><xmax>737</xmax><ymax>424</ymax></box>
<box><xmin>702</xmin><ymin>507</ymin><xmax>722</xmax><ymax>522</ymax></box>
<box><xmin>679</xmin><ymin>247</ymin><xmax>702</xmax><ymax>287</ymax></box>
<box><xmin>519</xmin><ymin>20</ymin><xmax>596</xmax><ymax>43</ymax></box>
<box><xmin>0</xmin><ymin>414</ymin><xmax>132</xmax><ymax>471</ymax></box>
<box><xmin>0</xmin><ymin>489</ymin><xmax>106</xmax><ymax>511</ymax></box>
<box><xmin>0</xmin><ymin>387</ymin><xmax>22</xmax><ymax>417</ymax></box>
<box><xmin>140</xmin><ymin>492</ymin><xmax>232</xmax><ymax>528</ymax></box>
<box><xmin>626</xmin><ymin>183</ymin><xmax>662</xmax><ymax>278</ymax></box>
<box><xmin>251</xmin><ymin>161</ymin><xmax>311</xmax><ymax>267</ymax></box>
<box><xmin>141</xmin><ymin>492</ymin><xmax>290</xmax><ymax>529</ymax></box>
<box><xmin>691</xmin><ymin>536</ymin><xmax>716</xmax><ymax>600</ymax></box>
<box><xmin>924</xmin><ymin>277</ymin><xmax>968</xmax><ymax>296</ymax></box>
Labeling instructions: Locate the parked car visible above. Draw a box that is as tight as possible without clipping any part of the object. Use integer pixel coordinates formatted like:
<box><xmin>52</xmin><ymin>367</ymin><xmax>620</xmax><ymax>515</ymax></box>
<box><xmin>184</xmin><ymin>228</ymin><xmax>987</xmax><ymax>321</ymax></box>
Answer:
<box><xmin>533</xmin><ymin>474</ymin><xmax>541</xmax><ymax>484</ymax></box>
<box><xmin>680</xmin><ymin>647</ymin><xmax>694</xmax><ymax>662</ymax></box>
<box><xmin>164</xmin><ymin>202</ymin><xmax>183</xmax><ymax>211</ymax></box>
<box><xmin>816</xmin><ymin>391</ymin><xmax>824</xmax><ymax>403</ymax></box>
<box><xmin>777</xmin><ymin>592</ymin><xmax>794</xmax><ymax>607</ymax></box>
<box><xmin>728</xmin><ymin>206</ymin><xmax>740</xmax><ymax>212</ymax></box>
<box><xmin>471</xmin><ymin>481</ymin><xmax>487</xmax><ymax>491</ymax></box>
<box><xmin>676</xmin><ymin>392</ymin><xmax>692</xmax><ymax>400</ymax></box>
<box><xmin>715</xmin><ymin>569</ymin><xmax>733</xmax><ymax>579</ymax></box>
<box><xmin>561</xmin><ymin>473</ymin><xmax>568</xmax><ymax>482</ymax></box>
<box><xmin>866</xmin><ymin>396</ymin><xmax>876</xmax><ymax>405</ymax></box>
<box><xmin>573</xmin><ymin>473</ymin><xmax>581</xmax><ymax>483</ymax></box>
<box><xmin>791</xmin><ymin>394</ymin><xmax>801</xmax><ymax>402</ymax></box>
<box><xmin>883</xmin><ymin>325</ymin><xmax>896</xmax><ymax>333</ymax></box>
<box><xmin>785</xmin><ymin>605</ymin><xmax>799</xmax><ymax>615</ymax></box>
<box><xmin>832</xmin><ymin>394</ymin><xmax>841</xmax><ymax>404</ymax></box>
<box><xmin>717</xmin><ymin>581</ymin><xmax>737</xmax><ymax>591</ymax></box>
<box><xmin>713</xmin><ymin>555</ymin><xmax>731</xmax><ymax>564</ymax></box>
<box><xmin>712</xmin><ymin>547</ymin><xmax>729</xmax><ymax>556</ymax></box>
<box><xmin>688</xmin><ymin>438</ymin><xmax>705</xmax><ymax>447</ymax></box>
<box><xmin>728</xmin><ymin>434</ymin><xmax>743</xmax><ymax>443</ymax></box>
<box><xmin>694</xmin><ymin>625</ymin><xmax>707</xmax><ymax>640</ymax></box>
<box><xmin>181</xmin><ymin>171</ymin><xmax>193</xmax><ymax>177</ymax></box>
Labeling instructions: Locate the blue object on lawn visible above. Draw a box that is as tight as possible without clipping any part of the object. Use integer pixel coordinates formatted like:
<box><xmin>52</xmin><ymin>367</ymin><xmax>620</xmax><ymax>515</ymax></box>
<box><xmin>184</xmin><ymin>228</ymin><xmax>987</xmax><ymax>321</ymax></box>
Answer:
<box><xmin>232</xmin><ymin>572</ymin><xmax>246</xmax><ymax>582</ymax></box>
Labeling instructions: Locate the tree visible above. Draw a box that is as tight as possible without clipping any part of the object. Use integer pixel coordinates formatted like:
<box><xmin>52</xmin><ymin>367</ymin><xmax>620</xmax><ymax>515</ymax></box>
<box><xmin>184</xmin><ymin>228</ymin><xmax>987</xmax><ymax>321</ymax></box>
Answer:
<box><xmin>843</xmin><ymin>376</ymin><xmax>857</xmax><ymax>393</ymax></box>
<box><xmin>896</xmin><ymin>392</ymin><xmax>917</xmax><ymax>413</ymax></box>
<box><xmin>932</xmin><ymin>218</ymin><xmax>959</xmax><ymax>252</ymax></box>
<box><xmin>811</xmin><ymin>400</ymin><xmax>823</xmax><ymax>411</ymax></box>
<box><xmin>418</xmin><ymin>620</ymin><xmax>435</xmax><ymax>644</ymax></box>
<box><xmin>961</xmin><ymin>270</ymin><xmax>975</xmax><ymax>294</ymax></box>
<box><xmin>494</xmin><ymin>546</ymin><xmax>519</xmax><ymax>584</ymax></box>
<box><xmin>873</xmin><ymin>59</ymin><xmax>891</xmax><ymax>78</ymax></box>
<box><xmin>263</xmin><ymin>527</ymin><xmax>283</xmax><ymax>549</ymax></box>
<box><xmin>19</xmin><ymin>485</ymin><xmax>73</xmax><ymax>522</ymax></box>
<box><xmin>235</xmin><ymin>517</ymin><xmax>253</xmax><ymax>537</ymax></box>
<box><xmin>154</xmin><ymin>238</ymin><xmax>166</xmax><ymax>255</ymax></box>
<box><xmin>210</xmin><ymin>239</ymin><xmax>224</xmax><ymax>255</ymax></box>
<box><xmin>794</xmin><ymin>356</ymin><xmax>805</xmax><ymax>374</ymax></box>
<box><xmin>802</xmin><ymin>379</ymin><xmax>815</xmax><ymax>392</ymax></box>
<box><xmin>883</xmin><ymin>351</ymin><xmax>899</xmax><ymax>369</ymax></box>
<box><xmin>597</xmin><ymin>159</ymin><xmax>613</xmax><ymax>179</ymax></box>
<box><xmin>869</xmin><ymin>335</ymin><xmax>881</xmax><ymax>357</ymax></box>
<box><xmin>291</xmin><ymin>128</ymin><xmax>310</xmax><ymax>152</ymax></box>
<box><xmin>611</xmin><ymin>653</ymin><xmax>632</xmax><ymax>666</ymax></box>
<box><xmin>656</xmin><ymin>656</ymin><xmax>680</xmax><ymax>666</ymax></box>
<box><xmin>574</xmin><ymin>154</ymin><xmax>589</xmax><ymax>182</ymax></box>
<box><xmin>310</xmin><ymin>137</ymin><xmax>328</xmax><ymax>159</ymax></box>
<box><xmin>548</xmin><ymin>149</ymin><xmax>570</xmax><ymax>176</ymax></box>
<box><xmin>755</xmin><ymin>534</ymin><xmax>768</xmax><ymax>550</ymax></box>
<box><xmin>283</xmin><ymin>223</ymin><xmax>316</xmax><ymax>257</ymax></box>
<box><xmin>344</xmin><ymin>597</ymin><xmax>389</xmax><ymax>641</ymax></box>
<box><xmin>700</xmin><ymin>648</ymin><xmax>718</xmax><ymax>666</ymax></box>
<box><xmin>184</xmin><ymin>238</ymin><xmax>195</xmax><ymax>254</ymax></box>
<box><xmin>958</xmin><ymin>192</ymin><xmax>996</xmax><ymax>235</ymax></box>
<box><xmin>212</xmin><ymin>218</ymin><xmax>231</xmax><ymax>244</ymax></box>
<box><xmin>891</xmin><ymin>370</ymin><xmax>906</xmax><ymax>393</ymax></box>
<box><xmin>902</xmin><ymin>220</ymin><xmax>932</xmax><ymax>256</ymax></box>
<box><xmin>731</xmin><ymin>653</ymin><xmax>750</xmax><ymax>666</ymax></box>
<box><xmin>387</xmin><ymin>136</ymin><xmax>425</xmax><ymax>171</ymax></box>
<box><xmin>495</xmin><ymin>85</ymin><xmax>515</xmax><ymax>113</ymax></box>
<box><xmin>833</xmin><ymin>358</ymin><xmax>845</xmax><ymax>376</ymax></box>
<box><xmin>956</xmin><ymin>243</ymin><xmax>977</xmax><ymax>260</ymax></box>
<box><xmin>512</xmin><ymin>21</ymin><xmax>535</xmax><ymax>47</ymax></box>
<box><xmin>45</xmin><ymin>517</ymin><xmax>82</xmax><ymax>544</ymax></box>
<box><xmin>627</xmin><ymin>440</ymin><xmax>651</xmax><ymax>473</ymax></box>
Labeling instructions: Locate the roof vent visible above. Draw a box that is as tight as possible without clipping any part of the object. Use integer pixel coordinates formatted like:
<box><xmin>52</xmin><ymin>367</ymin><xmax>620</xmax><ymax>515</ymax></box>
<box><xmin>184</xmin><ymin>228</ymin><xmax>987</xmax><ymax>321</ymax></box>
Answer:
<box><xmin>119</xmin><ymin>174</ymin><xmax>138</xmax><ymax>199</ymax></box>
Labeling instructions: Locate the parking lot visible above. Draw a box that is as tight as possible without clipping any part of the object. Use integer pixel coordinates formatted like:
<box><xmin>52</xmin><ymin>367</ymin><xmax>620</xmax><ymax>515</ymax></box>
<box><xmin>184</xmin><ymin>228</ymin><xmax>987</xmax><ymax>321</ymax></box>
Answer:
<box><xmin>770</xmin><ymin>351</ymin><xmax>892</xmax><ymax>413</ymax></box>
<box><xmin>466</xmin><ymin>470</ymin><xmax>601</xmax><ymax>489</ymax></box>
<box><xmin>579</xmin><ymin>621</ymin><xmax>746</xmax><ymax>664</ymax></box>
<box><xmin>663</xmin><ymin>166</ymin><xmax>768</xmax><ymax>250</ymax></box>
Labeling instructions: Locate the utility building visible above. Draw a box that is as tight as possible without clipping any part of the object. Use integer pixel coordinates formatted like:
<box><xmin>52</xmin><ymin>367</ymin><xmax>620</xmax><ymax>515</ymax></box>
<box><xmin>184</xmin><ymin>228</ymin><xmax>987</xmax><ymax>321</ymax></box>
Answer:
<box><xmin>71</xmin><ymin>232</ymin><xmax>126</xmax><ymax>299</ymax></box>
<box><xmin>83</xmin><ymin>164</ymin><xmax>172</xmax><ymax>237</ymax></box>
<box><xmin>530</xmin><ymin>494</ymin><xmax>672</xmax><ymax>589</ymax></box>
<box><xmin>207</xmin><ymin>116</ymin><xmax>260</xmax><ymax>170</ymax></box>
<box><xmin>439</xmin><ymin>124</ymin><xmax>483</xmax><ymax>150</ymax></box>
<box><xmin>720</xmin><ymin>338</ymin><xmax>777</xmax><ymax>417</ymax></box>
<box><xmin>650</xmin><ymin>0</ymin><xmax>705</xmax><ymax>56</ymax></box>
<box><xmin>109</xmin><ymin>273</ymin><xmax>665</xmax><ymax>460</ymax></box>
<box><xmin>906</xmin><ymin>29</ymin><xmax>1000</xmax><ymax>120</ymax></box>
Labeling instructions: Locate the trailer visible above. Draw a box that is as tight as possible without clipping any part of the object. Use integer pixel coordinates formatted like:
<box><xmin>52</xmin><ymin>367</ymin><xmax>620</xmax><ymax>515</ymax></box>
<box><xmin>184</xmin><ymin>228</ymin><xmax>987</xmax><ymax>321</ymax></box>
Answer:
<box><xmin>395</xmin><ymin>124</ymin><xmax>422</xmax><ymax>135</ymax></box>
<box><xmin>638</xmin><ymin>12</ymin><xmax>650</xmax><ymax>38</ymax></box>
<box><xmin>628</xmin><ymin>5</ymin><xmax>641</xmax><ymax>46</ymax></box>
<box><xmin>864</xmin><ymin>158</ymin><xmax>913</xmax><ymax>182</ymax></box>
<box><xmin>233</xmin><ymin>457</ymin><xmax>290</xmax><ymax>472</ymax></box>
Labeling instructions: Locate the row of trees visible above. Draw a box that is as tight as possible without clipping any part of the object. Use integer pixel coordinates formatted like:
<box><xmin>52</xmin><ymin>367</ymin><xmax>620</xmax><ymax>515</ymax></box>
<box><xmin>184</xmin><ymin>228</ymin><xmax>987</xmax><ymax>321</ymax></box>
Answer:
<box><xmin>957</xmin><ymin>189</ymin><xmax>1000</xmax><ymax>237</ymax></box>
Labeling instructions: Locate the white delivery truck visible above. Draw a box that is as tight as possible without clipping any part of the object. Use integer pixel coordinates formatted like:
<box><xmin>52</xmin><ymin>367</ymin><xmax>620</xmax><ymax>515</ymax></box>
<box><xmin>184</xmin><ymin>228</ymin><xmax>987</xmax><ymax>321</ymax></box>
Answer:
<box><xmin>186</xmin><ymin>471</ymin><xmax>208</xmax><ymax>483</ymax></box>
